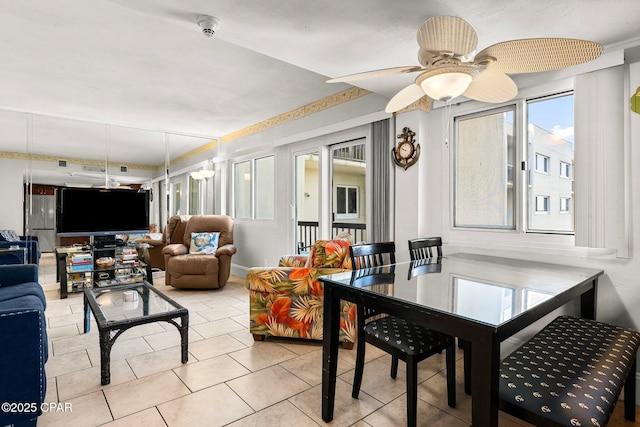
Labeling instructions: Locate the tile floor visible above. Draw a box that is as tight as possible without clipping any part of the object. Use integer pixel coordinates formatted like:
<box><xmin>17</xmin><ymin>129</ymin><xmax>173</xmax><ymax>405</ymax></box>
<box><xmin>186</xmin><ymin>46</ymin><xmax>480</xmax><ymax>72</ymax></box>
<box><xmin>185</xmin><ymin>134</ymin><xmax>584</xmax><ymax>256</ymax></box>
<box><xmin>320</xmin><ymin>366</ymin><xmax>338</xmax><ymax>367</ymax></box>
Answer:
<box><xmin>37</xmin><ymin>253</ymin><xmax>532</xmax><ymax>427</ymax></box>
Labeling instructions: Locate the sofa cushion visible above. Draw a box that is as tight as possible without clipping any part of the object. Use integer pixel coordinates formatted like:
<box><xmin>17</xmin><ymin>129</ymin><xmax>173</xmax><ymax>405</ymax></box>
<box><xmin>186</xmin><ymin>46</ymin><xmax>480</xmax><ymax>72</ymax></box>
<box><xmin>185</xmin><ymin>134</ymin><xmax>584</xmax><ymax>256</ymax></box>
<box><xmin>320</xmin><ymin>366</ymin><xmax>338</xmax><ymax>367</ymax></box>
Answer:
<box><xmin>0</xmin><ymin>282</ymin><xmax>46</xmax><ymax>309</ymax></box>
<box><xmin>308</xmin><ymin>239</ymin><xmax>352</xmax><ymax>269</ymax></box>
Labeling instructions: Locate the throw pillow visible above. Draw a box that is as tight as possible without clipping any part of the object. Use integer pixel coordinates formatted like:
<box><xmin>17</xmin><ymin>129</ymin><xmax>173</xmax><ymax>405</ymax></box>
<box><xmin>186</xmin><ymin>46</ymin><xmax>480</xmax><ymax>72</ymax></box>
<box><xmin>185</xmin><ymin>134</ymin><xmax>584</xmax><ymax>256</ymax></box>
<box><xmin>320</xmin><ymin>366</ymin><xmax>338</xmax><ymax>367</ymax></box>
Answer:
<box><xmin>308</xmin><ymin>239</ymin><xmax>351</xmax><ymax>268</ymax></box>
<box><xmin>0</xmin><ymin>230</ymin><xmax>20</xmax><ymax>241</ymax></box>
<box><xmin>189</xmin><ymin>232</ymin><xmax>220</xmax><ymax>255</ymax></box>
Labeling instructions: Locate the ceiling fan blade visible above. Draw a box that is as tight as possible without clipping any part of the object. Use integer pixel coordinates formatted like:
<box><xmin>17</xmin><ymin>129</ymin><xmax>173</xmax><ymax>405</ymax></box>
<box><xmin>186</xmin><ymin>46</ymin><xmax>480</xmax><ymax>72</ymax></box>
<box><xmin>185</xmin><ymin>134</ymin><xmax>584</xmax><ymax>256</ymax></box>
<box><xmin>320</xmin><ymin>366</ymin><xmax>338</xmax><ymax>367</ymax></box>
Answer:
<box><xmin>475</xmin><ymin>38</ymin><xmax>602</xmax><ymax>74</ymax></box>
<box><xmin>385</xmin><ymin>84</ymin><xmax>426</xmax><ymax>113</ymax></box>
<box><xmin>417</xmin><ymin>16</ymin><xmax>478</xmax><ymax>57</ymax></box>
<box><xmin>463</xmin><ymin>69</ymin><xmax>518</xmax><ymax>103</ymax></box>
<box><xmin>326</xmin><ymin>66</ymin><xmax>424</xmax><ymax>83</ymax></box>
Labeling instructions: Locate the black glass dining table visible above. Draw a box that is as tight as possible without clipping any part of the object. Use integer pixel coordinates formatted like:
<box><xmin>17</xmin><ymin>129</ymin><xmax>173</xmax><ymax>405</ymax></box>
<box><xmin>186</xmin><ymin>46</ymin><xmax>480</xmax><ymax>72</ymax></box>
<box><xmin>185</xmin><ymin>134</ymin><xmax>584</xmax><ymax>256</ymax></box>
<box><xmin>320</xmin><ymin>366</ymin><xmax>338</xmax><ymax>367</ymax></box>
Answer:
<box><xmin>319</xmin><ymin>253</ymin><xmax>604</xmax><ymax>427</ymax></box>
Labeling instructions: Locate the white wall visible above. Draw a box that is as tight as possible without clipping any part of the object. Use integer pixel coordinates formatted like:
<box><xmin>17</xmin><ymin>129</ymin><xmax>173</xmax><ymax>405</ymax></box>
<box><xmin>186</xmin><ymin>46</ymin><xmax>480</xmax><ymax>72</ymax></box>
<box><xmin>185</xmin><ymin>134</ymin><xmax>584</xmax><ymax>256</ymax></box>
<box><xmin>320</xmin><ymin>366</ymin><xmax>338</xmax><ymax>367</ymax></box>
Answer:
<box><xmin>0</xmin><ymin>159</ymin><xmax>26</xmax><ymax>232</ymax></box>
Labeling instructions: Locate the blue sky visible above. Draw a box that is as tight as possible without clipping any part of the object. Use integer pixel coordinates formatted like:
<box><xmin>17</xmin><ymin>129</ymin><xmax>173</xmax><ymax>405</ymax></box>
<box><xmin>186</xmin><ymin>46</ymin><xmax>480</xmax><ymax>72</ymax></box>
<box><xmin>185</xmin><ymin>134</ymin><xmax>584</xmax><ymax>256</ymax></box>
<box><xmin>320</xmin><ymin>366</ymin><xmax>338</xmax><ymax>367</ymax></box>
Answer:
<box><xmin>527</xmin><ymin>94</ymin><xmax>574</xmax><ymax>143</ymax></box>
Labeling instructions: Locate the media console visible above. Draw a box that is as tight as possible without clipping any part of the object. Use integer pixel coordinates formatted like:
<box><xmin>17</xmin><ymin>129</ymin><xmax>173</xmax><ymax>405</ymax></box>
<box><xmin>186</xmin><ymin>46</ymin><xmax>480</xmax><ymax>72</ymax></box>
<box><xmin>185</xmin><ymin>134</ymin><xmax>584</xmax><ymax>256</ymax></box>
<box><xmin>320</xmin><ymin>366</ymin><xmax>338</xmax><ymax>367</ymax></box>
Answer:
<box><xmin>56</xmin><ymin>238</ymin><xmax>152</xmax><ymax>299</ymax></box>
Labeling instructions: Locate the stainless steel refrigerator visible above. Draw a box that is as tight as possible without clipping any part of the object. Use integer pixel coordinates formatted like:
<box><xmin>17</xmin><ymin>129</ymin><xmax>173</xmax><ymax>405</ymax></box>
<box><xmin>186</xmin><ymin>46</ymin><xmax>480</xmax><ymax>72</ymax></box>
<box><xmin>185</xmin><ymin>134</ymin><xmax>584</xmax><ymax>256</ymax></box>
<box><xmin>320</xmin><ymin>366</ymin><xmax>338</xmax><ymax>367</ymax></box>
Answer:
<box><xmin>25</xmin><ymin>194</ymin><xmax>56</xmax><ymax>252</ymax></box>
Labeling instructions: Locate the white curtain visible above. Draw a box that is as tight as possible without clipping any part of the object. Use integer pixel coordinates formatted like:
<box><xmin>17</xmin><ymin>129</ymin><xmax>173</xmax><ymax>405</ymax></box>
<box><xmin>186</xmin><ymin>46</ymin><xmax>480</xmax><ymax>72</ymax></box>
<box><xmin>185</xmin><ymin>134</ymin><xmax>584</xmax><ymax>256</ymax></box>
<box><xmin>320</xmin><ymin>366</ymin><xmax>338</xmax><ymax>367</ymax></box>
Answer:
<box><xmin>574</xmin><ymin>65</ymin><xmax>628</xmax><ymax>257</ymax></box>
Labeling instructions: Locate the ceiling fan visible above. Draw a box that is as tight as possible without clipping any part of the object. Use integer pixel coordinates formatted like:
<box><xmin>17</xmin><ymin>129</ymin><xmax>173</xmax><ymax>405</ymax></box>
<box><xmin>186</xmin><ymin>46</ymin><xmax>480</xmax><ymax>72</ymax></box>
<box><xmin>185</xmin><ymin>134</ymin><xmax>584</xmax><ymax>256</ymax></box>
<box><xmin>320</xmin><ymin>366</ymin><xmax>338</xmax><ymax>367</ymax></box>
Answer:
<box><xmin>327</xmin><ymin>16</ymin><xmax>603</xmax><ymax>113</ymax></box>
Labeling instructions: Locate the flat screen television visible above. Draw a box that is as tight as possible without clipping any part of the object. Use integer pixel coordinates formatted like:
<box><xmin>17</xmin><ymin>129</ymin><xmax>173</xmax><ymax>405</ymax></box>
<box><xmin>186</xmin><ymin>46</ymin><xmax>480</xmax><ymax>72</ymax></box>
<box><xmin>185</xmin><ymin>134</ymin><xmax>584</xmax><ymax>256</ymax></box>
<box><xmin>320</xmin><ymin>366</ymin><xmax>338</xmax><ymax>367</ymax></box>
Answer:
<box><xmin>56</xmin><ymin>187</ymin><xmax>150</xmax><ymax>237</ymax></box>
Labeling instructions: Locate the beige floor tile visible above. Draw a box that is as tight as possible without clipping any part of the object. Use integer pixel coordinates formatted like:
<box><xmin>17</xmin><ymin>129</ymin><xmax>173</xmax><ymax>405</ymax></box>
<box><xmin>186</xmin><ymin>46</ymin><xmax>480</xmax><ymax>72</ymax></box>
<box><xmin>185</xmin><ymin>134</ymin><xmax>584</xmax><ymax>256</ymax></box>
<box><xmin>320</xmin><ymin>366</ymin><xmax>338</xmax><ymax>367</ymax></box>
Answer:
<box><xmin>114</xmin><ymin>322</ymin><xmax>167</xmax><ymax>340</ymax></box>
<box><xmin>276</xmin><ymin>339</ymin><xmax>323</xmax><ymax>355</ymax></box>
<box><xmin>101</xmin><ymin>407</ymin><xmax>167</xmax><ymax>427</ymax></box>
<box><xmin>227</xmin><ymin>365</ymin><xmax>311</xmax><ymax>411</ymax></box>
<box><xmin>183</xmin><ymin>311</ymin><xmax>208</xmax><ymax>326</ymax></box>
<box><xmin>158</xmin><ymin>383</ymin><xmax>254</xmax><ymax>427</ymax></box>
<box><xmin>48</xmin><ymin>312</ymin><xmax>83</xmax><ymax>328</ymax></box>
<box><xmin>45</xmin><ymin>349</ymin><xmax>92</xmax><ymax>378</ymax></box>
<box><xmin>226</xmin><ymin>400</ymin><xmax>319</xmax><ymax>427</ymax></box>
<box><xmin>47</xmin><ymin>324</ymin><xmax>81</xmax><ymax>340</ymax></box>
<box><xmin>339</xmin><ymin>358</ymin><xmax>408</xmax><ymax>404</ymax></box>
<box><xmin>417</xmin><ymin>370</ymin><xmax>472</xmax><ymax>423</ymax></box>
<box><xmin>173</xmin><ymin>354</ymin><xmax>250</xmax><ymax>391</ymax></box>
<box><xmin>127</xmin><ymin>345</ymin><xmax>190</xmax><ymax>378</ymax></box>
<box><xmin>288</xmin><ymin>378</ymin><xmax>383</xmax><ymax>427</ymax></box>
<box><xmin>199</xmin><ymin>305</ymin><xmax>244</xmax><ymax>322</ymax></box>
<box><xmin>37</xmin><ymin>390</ymin><xmax>112</xmax><ymax>427</ymax></box>
<box><xmin>51</xmin><ymin>332</ymin><xmax>97</xmax><ymax>356</ymax></box>
<box><xmin>363</xmin><ymin>394</ymin><xmax>469</xmax><ymax>427</ymax></box>
<box><xmin>86</xmin><ymin>336</ymin><xmax>154</xmax><ymax>366</ymax></box>
<box><xmin>229</xmin><ymin>329</ymin><xmax>266</xmax><ymax>347</ymax></box>
<box><xmin>191</xmin><ymin>317</ymin><xmax>246</xmax><ymax>338</ymax></box>
<box><xmin>280</xmin><ymin>348</ymin><xmax>352</xmax><ymax>386</ymax></box>
<box><xmin>56</xmin><ymin>358</ymin><xmax>136</xmax><ymax>401</ymax></box>
<box><xmin>104</xmin><ymin>371</ymin><xmax>190</xmax><ymax>419</ymax></box>
<box><xmin>143</xmin><ymin>326</ymin><xmax>203</xmax><ymax>352</ymax></box>
<box><xmin>228</xmin><ymin>342</ymin><xmax>298</xmax><ymax>371</ymax></box>
<box><xmin>187</xmin><ymin>334</ymin><xmax>246</xmax><ymax>361</ymax></box>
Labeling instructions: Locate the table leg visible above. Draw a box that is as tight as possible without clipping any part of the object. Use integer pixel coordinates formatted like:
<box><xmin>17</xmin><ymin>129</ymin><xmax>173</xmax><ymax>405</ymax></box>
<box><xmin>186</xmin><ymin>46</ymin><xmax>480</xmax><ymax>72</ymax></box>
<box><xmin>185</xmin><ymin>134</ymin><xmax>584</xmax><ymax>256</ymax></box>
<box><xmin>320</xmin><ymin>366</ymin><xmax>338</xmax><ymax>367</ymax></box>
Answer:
<box><xmin>470</xmin><ymin>334</ymin><xmax>500</xmax><ymax>427</ymax></box>
<box><xmin>100</xmin><ymin>330</ymin><xmax>112</xmax><ymax>385</ymax></box>
<box><xmin>321</xmin><ymin>284</ymin><xmax>341</xmax><ymax>422</ymax></box>
<box><xmin>580</xmin><ymin>278</ymin><xmax>598</xmax><ymax>320</ymax></box>
<box><xmin>83</xmin><ymin>293</ymin><xmax>90</xmax><ymax>333</ymax></box>
<box><xmin>180</xmin><ymin>314</ymin><xmax>189</xmax><ymax>363</ymax></box>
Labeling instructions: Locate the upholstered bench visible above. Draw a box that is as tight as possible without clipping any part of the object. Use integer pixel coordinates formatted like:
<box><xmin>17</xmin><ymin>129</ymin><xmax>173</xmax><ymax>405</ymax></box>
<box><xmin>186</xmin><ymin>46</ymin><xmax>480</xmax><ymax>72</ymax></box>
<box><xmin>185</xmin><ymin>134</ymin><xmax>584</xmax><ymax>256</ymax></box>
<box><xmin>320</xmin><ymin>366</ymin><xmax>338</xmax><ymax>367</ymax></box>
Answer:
<box><xmin>499</xmin><ymin>315</ymin><xmax>639</xmax><ymax>427</ymax></box>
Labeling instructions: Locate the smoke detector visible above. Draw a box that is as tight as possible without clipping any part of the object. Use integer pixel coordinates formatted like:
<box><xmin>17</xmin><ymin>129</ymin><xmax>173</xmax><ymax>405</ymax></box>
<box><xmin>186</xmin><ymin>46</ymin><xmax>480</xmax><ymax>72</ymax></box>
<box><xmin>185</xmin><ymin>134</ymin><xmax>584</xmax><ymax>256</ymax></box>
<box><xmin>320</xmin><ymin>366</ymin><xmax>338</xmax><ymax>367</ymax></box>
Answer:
<box><xmin>197</xmin><ymin>15</ymin><xmax>220</xmax><ymax>37</ymax></box>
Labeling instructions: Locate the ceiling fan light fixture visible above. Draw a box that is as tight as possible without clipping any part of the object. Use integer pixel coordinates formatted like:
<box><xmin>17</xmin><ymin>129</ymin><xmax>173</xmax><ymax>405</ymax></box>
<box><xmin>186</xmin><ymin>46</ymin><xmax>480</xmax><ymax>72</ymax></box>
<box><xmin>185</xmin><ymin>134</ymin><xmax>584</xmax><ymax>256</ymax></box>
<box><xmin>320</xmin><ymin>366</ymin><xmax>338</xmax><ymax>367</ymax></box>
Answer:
<box><xmin>416</xmin><ymin>65</ymin><xmax>479</xmax><ymax>102</ymax></box>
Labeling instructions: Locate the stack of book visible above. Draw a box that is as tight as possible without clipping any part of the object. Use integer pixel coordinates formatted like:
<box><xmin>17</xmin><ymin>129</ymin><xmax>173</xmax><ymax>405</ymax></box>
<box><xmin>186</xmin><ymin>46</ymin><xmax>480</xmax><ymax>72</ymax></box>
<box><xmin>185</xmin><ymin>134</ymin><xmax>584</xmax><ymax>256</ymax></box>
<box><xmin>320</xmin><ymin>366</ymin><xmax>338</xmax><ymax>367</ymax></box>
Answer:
<box><xmin>69</xmin><ymin>252</ymin><xmax>93</xmax><ymax>272</ymax></box>
<box><xmin>68</xmin><ymin>272</ymin><xmax>90</xmax><ymax>291</ymax></box>
<box><xmin>121</xmin><ymin>248</ymin><xmax>139</xmax><ymax>266</ymax></box>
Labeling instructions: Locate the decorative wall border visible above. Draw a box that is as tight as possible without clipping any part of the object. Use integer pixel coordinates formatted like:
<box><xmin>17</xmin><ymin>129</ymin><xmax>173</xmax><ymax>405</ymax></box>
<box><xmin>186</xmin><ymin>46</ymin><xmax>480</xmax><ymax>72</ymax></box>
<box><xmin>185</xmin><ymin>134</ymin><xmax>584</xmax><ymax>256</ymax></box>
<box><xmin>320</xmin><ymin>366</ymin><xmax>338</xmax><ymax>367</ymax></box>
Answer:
<box><xmin>0</xmin><ymin>151</ymin><xmax>155</xmax><ymax>171</ymax></box>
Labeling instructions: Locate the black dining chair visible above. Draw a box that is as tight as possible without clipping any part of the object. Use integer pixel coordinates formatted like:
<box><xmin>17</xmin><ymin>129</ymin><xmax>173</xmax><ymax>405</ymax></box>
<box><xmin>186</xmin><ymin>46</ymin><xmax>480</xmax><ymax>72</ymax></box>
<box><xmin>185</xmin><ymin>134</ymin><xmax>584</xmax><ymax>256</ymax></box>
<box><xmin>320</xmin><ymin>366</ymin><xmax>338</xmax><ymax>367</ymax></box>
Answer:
<box><xmin>408</xmin><ymin>236</ymin><xmax>443</xmax><ymax>261</ymax></box>
<box><xmin>349</xmin><ymin>242</ymin><xmax>456</xmax><ymax>427</ymax></box>
<box><xmin>408</xmin><ymin>237</ymin><xmax>471</xmax><ymax>395</ymax></box>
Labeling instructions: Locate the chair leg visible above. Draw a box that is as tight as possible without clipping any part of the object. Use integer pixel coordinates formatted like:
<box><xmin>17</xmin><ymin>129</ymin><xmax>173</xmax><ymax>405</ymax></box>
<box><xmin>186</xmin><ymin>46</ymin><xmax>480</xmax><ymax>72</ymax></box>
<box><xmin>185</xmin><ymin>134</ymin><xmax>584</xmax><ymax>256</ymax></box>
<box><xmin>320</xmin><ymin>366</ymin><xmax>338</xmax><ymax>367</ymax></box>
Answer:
<box><xmin>391</xmin><ymin>356</ymin><xmax>399</xmax><ymax>379</ymax></box>
<box><xmin>624</xmin><ymin>358</ymin><xmax>636</xmax><ymax>421</ymax></box>
<box><xmin>406</xmin><ymin>356</ymin><xmax>417</xmax><ymax>427</ymax></box>
<box><xmin>446</xmin><ymin>345</ymin><xmax>456</xmax><ymax>408</ymax></box>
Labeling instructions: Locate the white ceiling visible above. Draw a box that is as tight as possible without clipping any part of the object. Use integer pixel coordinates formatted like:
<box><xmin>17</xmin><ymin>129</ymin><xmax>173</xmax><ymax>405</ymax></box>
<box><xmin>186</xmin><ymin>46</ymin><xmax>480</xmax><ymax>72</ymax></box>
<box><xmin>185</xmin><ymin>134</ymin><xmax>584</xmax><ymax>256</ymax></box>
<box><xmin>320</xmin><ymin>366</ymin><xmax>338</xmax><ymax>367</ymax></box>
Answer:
<box><xmin>1</xmin><ymin>0</ymin><xmax>640</xmax><ymax>184</ymax></box>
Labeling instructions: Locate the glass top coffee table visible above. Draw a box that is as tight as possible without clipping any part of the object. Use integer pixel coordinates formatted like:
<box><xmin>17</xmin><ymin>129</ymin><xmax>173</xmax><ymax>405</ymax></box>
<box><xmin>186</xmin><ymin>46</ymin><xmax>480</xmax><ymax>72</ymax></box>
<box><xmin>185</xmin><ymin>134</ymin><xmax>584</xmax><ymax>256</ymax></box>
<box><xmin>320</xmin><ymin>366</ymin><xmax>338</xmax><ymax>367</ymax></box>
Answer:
<box><xmin>83</xmin><ymin>282</ymin><xmax>189</xmax><ymax>385</ymax></box>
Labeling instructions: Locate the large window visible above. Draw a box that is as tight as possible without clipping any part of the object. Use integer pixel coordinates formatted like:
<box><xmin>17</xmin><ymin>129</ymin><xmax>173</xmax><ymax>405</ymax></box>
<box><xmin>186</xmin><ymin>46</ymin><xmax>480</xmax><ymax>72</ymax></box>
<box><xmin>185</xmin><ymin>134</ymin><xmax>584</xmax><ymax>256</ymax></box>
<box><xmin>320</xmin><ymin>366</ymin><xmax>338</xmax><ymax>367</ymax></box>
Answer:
<box><xmin>454</xmin><ymin>92</ymin><xmax>574</xmax><ymax>234</ymax></box>
<box><xmin>233</xmin><ymin>155</ymin><xmax>274</xmax><ymax>220</ymax></box>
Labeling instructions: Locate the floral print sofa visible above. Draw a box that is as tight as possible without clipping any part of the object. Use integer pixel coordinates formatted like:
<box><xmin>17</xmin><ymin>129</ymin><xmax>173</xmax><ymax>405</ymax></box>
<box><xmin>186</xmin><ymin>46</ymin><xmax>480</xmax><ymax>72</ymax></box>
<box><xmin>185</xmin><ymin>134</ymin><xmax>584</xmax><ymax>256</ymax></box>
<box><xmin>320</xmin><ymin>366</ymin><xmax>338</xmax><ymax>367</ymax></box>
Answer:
<box><xmin>246</xmin><ymin>239</ymin><xmax>356</xmax><ymax>347</ymax></box>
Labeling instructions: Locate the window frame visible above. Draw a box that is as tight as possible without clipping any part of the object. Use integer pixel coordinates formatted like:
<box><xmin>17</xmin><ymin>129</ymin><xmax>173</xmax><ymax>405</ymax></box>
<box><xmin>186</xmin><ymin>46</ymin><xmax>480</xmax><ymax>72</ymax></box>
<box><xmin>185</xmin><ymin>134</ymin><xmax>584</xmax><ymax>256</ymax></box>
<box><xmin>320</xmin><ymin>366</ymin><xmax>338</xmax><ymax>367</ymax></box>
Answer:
<box><xmin>560</xmin><ymin>161</ymin><xmax>571</xmax><ymax>179</ymax></box>
<box><xmin>335</xmin><ymin>184</ymin><xmax>359</xmax><ymax>220</ymax></box>
<box><xmin>534</xmin><ymin>195</ymin><xmax>550</xmax><ymax>214</ymax></box>
<box><xmin>534</xmin><ymin>153</ymin><xmax>550</xmax><ymax>174</ymax></box>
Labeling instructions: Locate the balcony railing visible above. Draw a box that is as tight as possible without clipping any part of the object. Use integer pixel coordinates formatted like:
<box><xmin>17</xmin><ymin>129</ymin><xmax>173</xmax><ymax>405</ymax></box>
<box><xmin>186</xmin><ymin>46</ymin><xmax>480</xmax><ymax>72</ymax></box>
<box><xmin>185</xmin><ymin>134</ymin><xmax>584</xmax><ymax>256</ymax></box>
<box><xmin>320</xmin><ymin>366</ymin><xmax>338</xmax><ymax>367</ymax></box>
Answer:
<box><xmin>297</xmin><ymin>221</ymin><xmax>366</xmax><ymax>253</ymax></box>
<box><xmin>333</xmin><ymin>145</ymin><xmax>365</xmax><ymax>162</ymax></box>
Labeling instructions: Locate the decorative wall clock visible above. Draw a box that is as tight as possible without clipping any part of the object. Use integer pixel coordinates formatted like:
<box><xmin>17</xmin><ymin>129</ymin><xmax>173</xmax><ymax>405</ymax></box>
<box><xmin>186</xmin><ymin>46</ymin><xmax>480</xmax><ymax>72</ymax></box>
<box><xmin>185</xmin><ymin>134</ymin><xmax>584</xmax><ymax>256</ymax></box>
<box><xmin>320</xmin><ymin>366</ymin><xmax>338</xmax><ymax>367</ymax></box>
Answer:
<box><xmin>392</xmin><ymin>126</ymin><xmax>420</xmax><ymax>169</ymax></box>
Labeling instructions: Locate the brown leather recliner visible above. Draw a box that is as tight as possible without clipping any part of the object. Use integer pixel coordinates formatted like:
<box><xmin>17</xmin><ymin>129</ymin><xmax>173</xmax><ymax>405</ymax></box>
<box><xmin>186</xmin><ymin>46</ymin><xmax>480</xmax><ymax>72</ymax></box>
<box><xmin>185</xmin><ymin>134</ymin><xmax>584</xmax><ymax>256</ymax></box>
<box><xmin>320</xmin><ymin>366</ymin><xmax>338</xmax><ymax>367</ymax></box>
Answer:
<box><xmin>136</xmin><ymin>215</ymin><xmax>190</xmax><ymax>270</ymax></box>
<box><xmin>162</xmin><ymin>215</ymin><xmax>237</xmax><ymax>289</ymax></box>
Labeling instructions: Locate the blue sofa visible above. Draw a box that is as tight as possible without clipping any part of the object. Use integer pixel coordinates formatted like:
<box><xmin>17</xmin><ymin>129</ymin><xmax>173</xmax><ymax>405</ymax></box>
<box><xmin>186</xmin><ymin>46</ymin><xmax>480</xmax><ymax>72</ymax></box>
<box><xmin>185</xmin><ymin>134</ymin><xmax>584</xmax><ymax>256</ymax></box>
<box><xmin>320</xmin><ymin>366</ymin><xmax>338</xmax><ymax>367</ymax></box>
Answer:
<box><xmin>0</xmin><ymin>233</ymin><xmax>41</xmax><ymax>265</ymax></box>
<box><xmin>0</xmin><ymin>264</ymin><xmax>48</xmax><ymax>426</ymax></box>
